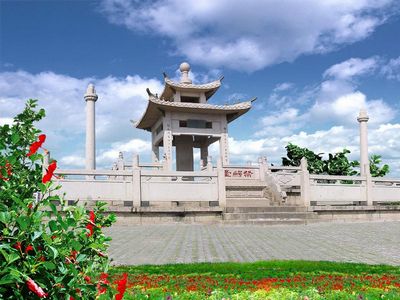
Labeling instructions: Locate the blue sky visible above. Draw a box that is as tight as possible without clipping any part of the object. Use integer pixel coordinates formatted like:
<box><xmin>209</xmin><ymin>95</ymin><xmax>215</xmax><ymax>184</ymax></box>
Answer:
<box><xmin>1</xmin><ymin>0</ymin><xmax>400</xmax><ymax>173</ymax></box>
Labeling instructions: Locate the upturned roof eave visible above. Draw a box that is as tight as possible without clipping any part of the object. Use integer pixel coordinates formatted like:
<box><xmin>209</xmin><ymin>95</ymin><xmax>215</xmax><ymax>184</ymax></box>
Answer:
<box><xmin>160</xmin><ymin>77</ymin><xmax>223</xmax><ymax>100</ymax></box>
<box><xmin>135</xmin><ymin>97</ymin><xmax>253</xmax><ymax>131</ymax></box>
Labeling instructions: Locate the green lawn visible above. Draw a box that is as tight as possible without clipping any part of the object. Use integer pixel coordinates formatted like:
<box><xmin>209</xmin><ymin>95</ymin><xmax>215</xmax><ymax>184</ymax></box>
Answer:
<box><xmin>109</xmin><ymin>260</ymin><xmax>400</xmax><ymax>299</ymax></box>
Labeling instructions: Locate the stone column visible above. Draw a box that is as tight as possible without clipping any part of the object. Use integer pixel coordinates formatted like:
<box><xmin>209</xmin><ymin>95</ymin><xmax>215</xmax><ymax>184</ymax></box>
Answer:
<box><xmin>132</xmin><ymin>153</ymin><xmax>141</xmax><ymax>207</ymax></box>
<box><xmin>300</xmin><ymin>157</ymin><xmax>311</xmax><ymax>207</ymax></box>
<box><xmin>357</xmin><ymin>109</ymin><xmax>370</xmax><ymax>176</ymax></box>
<box><xmin>217</xmin><ymin>159</ymin><xmax>226</xmax><ymax>208</ymax></box>
<box><xmin>84</xmin><ymin>84</ymin><xmax>98</xmax><ymax>171</ymax></box>
<box><xmin>219</xmin><ymin>132</ymin><xmax>229</xmax><ymax>166</ymax></box>
<box><xmin>219</xmin><ymin>115</ymin><xmax>229</xmax><ymax>166</ymax></box>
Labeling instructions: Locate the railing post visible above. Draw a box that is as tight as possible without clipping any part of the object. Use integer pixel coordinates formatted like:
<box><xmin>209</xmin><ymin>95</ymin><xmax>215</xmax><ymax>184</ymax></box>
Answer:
<box><xmin>217</xmin><ymin>159</ymin><xmax>226</xmax><ymax>209</ymax></box>
<box><xmin>132</xmin><ymin>154</ymin><xmax>141</xmax><ymax>208</ymax></box>
<box><xmin>263</xmin><ymin>156</ymin><xmax>269</xmax><ymax>173</ymax></box>
<box><xmin>300</xmin><ymin>157</ymin><xmax>311</xmax><ymax>207</ymax></box>
<box><xmin>365</xmin><ymin>163</ymin><xmax>373</xmax><ymax>206</ymax></box>
<box><xmin>258</xmin><ymin>157</ymin><xmax>266</xmax><ymax>181</ymax></box>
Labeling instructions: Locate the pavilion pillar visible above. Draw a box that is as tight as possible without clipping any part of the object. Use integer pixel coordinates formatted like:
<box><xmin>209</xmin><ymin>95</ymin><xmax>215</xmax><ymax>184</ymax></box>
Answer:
<box><xmin>200</xmin><ymin>144</ymin><xmax>208</xmax><ymax>167</ymax></box>
<box><xmin>163</xmin><ymin>112</ymin><xmax>173</xmax><ymax>170</ymax></box>
<box><xmin>357</xmin><ymin>109</ymin><xmax>370</xmax><ymax>176</ymax></box>
<box><xmin>84</xmin><ymin>84</ymin><xmax>98</xmax><ymax>177</ymax></box>
<box><xmin>219</xmin><ymin>116</ymin><xmax>229</xmax><ymax>166</ymax></box>
<box><xmin>152</xmin><ymin>144</ymin><xmax>159</xmax><ymax>163</ymax></box>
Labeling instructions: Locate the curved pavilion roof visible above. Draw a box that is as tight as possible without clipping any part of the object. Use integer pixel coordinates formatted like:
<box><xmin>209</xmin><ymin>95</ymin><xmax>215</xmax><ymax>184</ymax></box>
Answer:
<box><xmin>160</xmin><ymin>74</ymin><xmax>223</xmax><ymax>101</ymax></box>
<box><xmin>135</xmin><ymin>93</ymin><xmax>255</xmax><ymax>131</ymax></box>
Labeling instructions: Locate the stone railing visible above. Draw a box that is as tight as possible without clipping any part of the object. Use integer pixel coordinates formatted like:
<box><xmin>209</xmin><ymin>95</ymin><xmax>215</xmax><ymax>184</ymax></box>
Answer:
<box><xmin>54</xmin><ymin>168</ymin><xmax>220</xmax><ymax>207</ymax></box>
<box><xmin>269</xmin><ymin>166</ymin><xmax>301</xmax><ymax>188</ymax></box>
<box><xmin>299</xmin><ymin>158</ymin><xmax>400</xmax><ymax>206</ymax></box>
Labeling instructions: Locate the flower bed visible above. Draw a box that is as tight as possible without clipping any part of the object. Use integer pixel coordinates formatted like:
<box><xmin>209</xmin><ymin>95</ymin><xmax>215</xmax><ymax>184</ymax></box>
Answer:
<box><xmin>110</xmin><ymin>261</ymin><xmax>400</xmax><ymax>299</ymax></box>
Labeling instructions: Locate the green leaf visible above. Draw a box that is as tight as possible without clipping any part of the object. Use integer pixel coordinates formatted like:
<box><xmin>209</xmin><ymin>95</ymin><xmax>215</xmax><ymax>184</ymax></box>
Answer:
<box><xmin>70</xmin><ymin>240</ymin><xmax>82</xmax><ymax>251</ymax></box>
<box><xmin>49</xmin><ymin>202</ymin><xmax>57</xmax><ymax>215</ymax></box>
<box><xmin>32</xmin><ymin>231</ymin><xmax>42</xmax><ymax>241</ymax></box>
<box><xmin>0</xmin><ymin>250</ymin><xmax>9</xmax><ymax>263</ymax></box>
<box><xmin>0</xmin><ymin>274</ymin><xmax>16</xmax><ymax>285</ymax></box>
<box><xmin>11</xmin><ymin>132</ymin><xmax>20</xmax><ymax>144</ymax></box>
<box><xmin>0</xmin><ymin>212</ymin><xmax>10</xmax><ymax>224</ymax></box>
<box><xmin>16</xmin><ymin>216</ymin><xmax>29</xmax><ymax>231</ymax></box>
<box><xmin>7</xmin><ymin>253</ymin><xmax>19</xmax><ymax>265</ymax></box>
<box><xmin>76</xmin><ymin>254</ymin><xmax>87</xmax><ymax>263</ymax></box>
<box><xmin>42</xmin><ymin>261</ymin><xmax>56</xmax><ymax>270</ymax></box>
<box><xmin>47</xmin><ymin>246</ymin><xmax>58</xmax><ymax>259</ymax></box>
<box><xmin>66</xmin><ymin>217</ymin><xmax>76</xmax><ymax>227</ymax></box>
<box><xmin>38</xmin><ymin>183</ymin><xmax>47</xmax><ymax>193</ymax></box>
<box><xmin>48</xmin><ymin>220</ymin><xmax>58</xmax><ymax>232</ymax></box>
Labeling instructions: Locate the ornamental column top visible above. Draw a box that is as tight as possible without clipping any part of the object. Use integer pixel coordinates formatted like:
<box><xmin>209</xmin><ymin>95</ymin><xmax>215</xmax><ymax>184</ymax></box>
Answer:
<box><xmin>84</xmin><ymin>83</ymin><xmax>98</xmax><ymax>102</ymax></box>
<box><xmin>179</xmin><ymin>62</ymin><xmax>192</xmax><ymax>84</ymax></box>
<box><xmin>357</xmin><ymin>109</ymin><xmax>369</xmax><ymax>122</ymax></box>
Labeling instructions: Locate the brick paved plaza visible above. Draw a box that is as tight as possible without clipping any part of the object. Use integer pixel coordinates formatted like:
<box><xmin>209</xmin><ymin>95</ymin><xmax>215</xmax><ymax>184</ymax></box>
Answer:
<box><xmin>105</xmin><ymin>221</ymin><xmax>400</xmax><ymax>266</ymax></box>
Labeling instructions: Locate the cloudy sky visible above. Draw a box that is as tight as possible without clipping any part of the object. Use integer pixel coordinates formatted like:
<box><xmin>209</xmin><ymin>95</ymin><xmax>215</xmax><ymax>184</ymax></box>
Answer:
<box><xmin>1</xmin><ymin>0</ymin><xmax>400</xmax><ymax>174</ymax></box>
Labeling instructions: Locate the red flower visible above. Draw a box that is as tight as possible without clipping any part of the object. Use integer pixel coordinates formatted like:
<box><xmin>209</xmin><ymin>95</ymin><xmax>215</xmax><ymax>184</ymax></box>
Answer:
<box><xmin>97</xmin><ymin>273</ymin><xmax>109</xmax><ymax>295</ymax></box>
<box><xmin>26</xmin><ymin>278</ymin><xmax>48</xmax><ymax>298</ymax></box>
<box><xmin>97</xmin><ymin>251</ymin><xmax>107</xmax><ymax>258</ymax></box>
<box><xmin>25</xmin><ymin>244</ymin><xmax>34</xmax><ymax>254</ymax></box>
<box><xmin>86</xmin><ymin>211</ymin><xmax>96</xmax><ymax>237</ymax></box>
<box><xmin>13</xmin><ymin>242</ymin><xmax>22</xmax><ymax>251</ymax></box>
<box><xmin>115</xmin><ymin>273</ymin><xmax>128</xmax><ymax>300</ymax></box>
<box><xmin>42</xmin><ymin>161</ymin><xmax>57</xmax><ymax>183</ymax></box>
<box><xmin>27</xmin><ymin>134</ymin><xmax>46</xmax><ymax>157</ymax></box>
<box><xmin>0</xmin><ymin>161</ymin><xmax>12</xmax><ymax>181</ymax></box>
<box><xmin>84</xmin><ymin>275</ymin><xmax>91</xmax><ymax>283</ymax></box>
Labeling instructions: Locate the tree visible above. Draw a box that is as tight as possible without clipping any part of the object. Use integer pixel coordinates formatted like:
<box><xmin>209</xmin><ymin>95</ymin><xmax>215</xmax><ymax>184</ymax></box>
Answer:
<box><xmin>282</xmin><ymin>143</ymin><xmax>324</xmax><ymax>174</ymax></box>
<box><xmin>0</xmin><ymin>100</ymin><xmax>125</xmax><ymax>299</ymax></box>
<box><xmin>282</xmin><ymin>143</ymin><xmax>389</xmax><ymax>177</ymax></box>
<box><xmin>369</xmin><ymin>154</ymin><xmax>390</xmax><ymax>177</ymax></box>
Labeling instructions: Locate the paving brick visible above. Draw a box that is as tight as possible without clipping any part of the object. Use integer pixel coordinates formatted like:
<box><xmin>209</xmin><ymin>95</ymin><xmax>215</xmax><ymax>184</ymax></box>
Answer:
<box><xmin>104</xmin><ymin>221</ymin><xmax>400</xmax><ymax>266</ymax></box>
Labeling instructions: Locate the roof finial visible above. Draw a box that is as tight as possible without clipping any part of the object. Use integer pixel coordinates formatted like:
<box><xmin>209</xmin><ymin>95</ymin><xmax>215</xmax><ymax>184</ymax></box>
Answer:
<box><xmin>84</xmin><ymin>83</ymin><xmax>98</xmax><ymax>102</ymax></box>
<box><xmin>179</xmin><ymin>62</ymin><xmax>192</xmax><ymax>84</ymax></box>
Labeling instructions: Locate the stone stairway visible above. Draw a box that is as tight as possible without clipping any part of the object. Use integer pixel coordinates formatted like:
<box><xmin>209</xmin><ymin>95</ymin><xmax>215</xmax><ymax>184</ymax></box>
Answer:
<box><xmin>225</xmin><ymin>178</ymin><xmax>280</xmax><ymax>207</ymax></box>
<box><xmin>223</xmin><ymin>206</ymin><xmax>318</xmax><ymax>225</ymax></box>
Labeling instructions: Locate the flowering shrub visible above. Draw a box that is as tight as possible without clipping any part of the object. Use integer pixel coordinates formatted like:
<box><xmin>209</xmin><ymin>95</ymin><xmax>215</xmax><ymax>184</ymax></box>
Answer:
<box><xmin>0</xmin><ymin>100</ymin><xmax>123</xmax><ymax>299</ymax></box>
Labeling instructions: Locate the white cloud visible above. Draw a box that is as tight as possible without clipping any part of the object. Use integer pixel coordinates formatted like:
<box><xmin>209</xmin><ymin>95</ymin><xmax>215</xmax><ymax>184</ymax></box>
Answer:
<box><xmin>222</xmin><ymin>123</ymin><xmax>400</xmax><ymax>176</ymax></box>
<box><xmin>274</xmin><ymin>82</ymin><xmax>294</xmax><ymax>92</ymax></box>
<box><xmin>310</xmin><ymin>91</ymin><xmax>394</xmax><ymax>125</ymax></box>
<box><xmin>0</xmin><ymin>118</ymin><xmax>13</xmax><ymax>126</ymax></box>
<box><xmin>60</xmin><ymin>155</ymin><xmax>86</xmax><ymax>168</ymax></box>
<box><xmin>323</xmin><ymin>57</ymin><xmax>379</xmax><ymax>79</ymax></box>
<box><xmin>97</xmin><ymin>138</ymin><xmax>151</xmax><ymax>165</ymax></box>
<box><xmin>381</xmin><ymin>56</ymin><xmax>400</xmax><ymax>81</ymax></box>
<box><xmin>0</xmin><ymin>70</ymin><xmax>163</xmax><ymax>169</ymax></box>
<box><xmin>99</xmin><ymin>0</ymin><xmax>396</xmax><ymax>71</ymax></box>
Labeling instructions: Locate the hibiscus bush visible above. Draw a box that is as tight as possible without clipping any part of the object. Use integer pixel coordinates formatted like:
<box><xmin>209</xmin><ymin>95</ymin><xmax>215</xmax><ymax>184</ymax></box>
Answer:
<box><xmin>0</xmin><ymin>100</ymin><xmax>126</xmax><ymax>299</ymax></box>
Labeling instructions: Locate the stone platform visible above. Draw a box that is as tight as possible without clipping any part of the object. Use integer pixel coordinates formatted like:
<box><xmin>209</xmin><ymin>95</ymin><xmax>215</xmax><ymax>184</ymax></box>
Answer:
<box><xmin>101</xmin><ymin>204</ymin><xmax>400</xmax><ymax>225</ymax></box>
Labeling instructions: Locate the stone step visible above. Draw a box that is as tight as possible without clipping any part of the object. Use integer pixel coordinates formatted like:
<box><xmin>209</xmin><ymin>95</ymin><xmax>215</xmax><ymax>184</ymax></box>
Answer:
<box><xmin>223</xmin><ymin>219</ymin><xmax>308</xmax><ymax>226</ymax></box>
<box><xmin>223</xmin><ymin>211</ymin><xmax>317</xmax><ymax>220</ymax></box>
<box><xmin>225</xmin><ymin>206</ymin><xmax>308</xmax><ymax>213</ymax></box>
<box><xmin>226</xmin><ymin>198</ymin><xmax>271</xmax><ymax>207</ymax></box>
